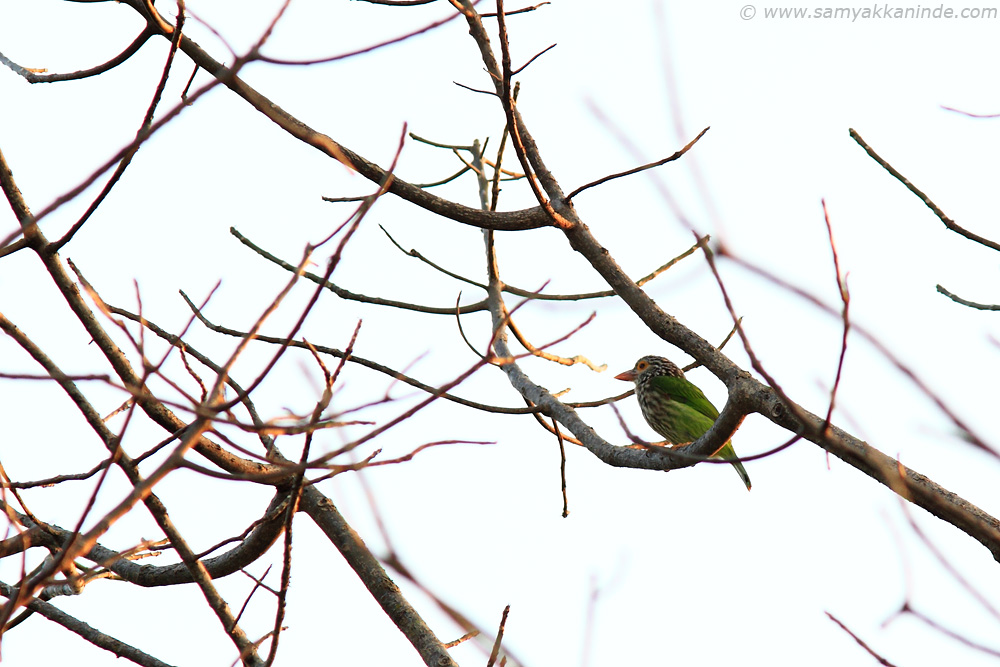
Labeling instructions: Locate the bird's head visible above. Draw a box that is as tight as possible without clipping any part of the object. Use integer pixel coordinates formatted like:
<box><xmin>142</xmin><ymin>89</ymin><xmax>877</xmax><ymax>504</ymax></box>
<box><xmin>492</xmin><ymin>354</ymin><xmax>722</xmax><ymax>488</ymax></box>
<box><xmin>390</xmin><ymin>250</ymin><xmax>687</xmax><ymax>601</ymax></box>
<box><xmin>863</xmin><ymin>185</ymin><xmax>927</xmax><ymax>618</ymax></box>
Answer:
<box><xmin>614</xmin><ymin>355</ymin><xmax>683</xmax><ymax>384</ymax></box>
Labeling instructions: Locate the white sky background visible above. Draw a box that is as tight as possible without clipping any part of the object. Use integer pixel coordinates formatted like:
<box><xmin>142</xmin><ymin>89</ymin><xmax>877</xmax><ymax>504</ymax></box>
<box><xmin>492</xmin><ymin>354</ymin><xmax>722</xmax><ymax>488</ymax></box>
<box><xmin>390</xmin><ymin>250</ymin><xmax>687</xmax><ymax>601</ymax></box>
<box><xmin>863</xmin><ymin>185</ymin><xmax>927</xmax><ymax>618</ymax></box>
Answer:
<box><xmin>2</xmin><ymin>1</ymin><xmax>1000</xmax><ymax>665</ymax></box>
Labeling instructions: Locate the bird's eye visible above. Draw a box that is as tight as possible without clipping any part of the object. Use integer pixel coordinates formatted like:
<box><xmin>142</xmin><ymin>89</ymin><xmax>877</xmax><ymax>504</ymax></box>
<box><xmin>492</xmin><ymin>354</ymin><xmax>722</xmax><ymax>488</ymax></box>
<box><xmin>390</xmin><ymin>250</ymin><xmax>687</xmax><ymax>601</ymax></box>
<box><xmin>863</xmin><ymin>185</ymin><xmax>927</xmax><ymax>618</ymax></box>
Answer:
<box><xmin>636</xmin><ymin>361</ymin><xmax>648</xmax><ymax>371</ymax></box>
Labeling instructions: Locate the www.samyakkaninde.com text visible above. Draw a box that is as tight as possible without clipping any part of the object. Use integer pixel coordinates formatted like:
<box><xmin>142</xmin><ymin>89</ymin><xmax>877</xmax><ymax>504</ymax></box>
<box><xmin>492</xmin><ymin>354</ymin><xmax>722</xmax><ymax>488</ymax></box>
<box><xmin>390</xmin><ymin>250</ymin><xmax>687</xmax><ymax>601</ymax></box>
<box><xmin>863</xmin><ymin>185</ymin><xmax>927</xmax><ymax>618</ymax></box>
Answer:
<box><xmin>750</xmin><ymin>5</ymin><xmax>997</xmax><ymax>20</ymax></box>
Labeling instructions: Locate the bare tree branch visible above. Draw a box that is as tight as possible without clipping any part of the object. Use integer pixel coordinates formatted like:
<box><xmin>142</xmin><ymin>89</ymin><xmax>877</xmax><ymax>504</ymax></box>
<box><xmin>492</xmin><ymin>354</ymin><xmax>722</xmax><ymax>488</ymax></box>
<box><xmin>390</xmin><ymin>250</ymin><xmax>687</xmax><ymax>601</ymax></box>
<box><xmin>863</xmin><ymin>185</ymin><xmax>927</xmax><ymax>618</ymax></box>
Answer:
<box><xmin>298</xmin><ymin>487</ymin><xmax>459</xmax><ymax>667</ymax></box>
<box><xmin>565</xmin><ymin>126</ymin><xmax>710</xmax><ymax>201</ymax></box>
<box><xmin>0</xmin><ymin>26</ymin><xmax>155</xmax><ymax>83</ymax></box>
<box><xmin>0</xmin><ymin>580</ymin><xmax>176</xmax><ymax>667</ymax></box>
<box><xmin>826</xmin><ymin>611</ymin><xmax>898</xmax><ymax>667</ymax></box>
<box><xmin>850</xmin><ymin>127</ymin><xmax>1000</xmax><ymax>252</ymax></box>
<box><xmin>936</xmin><ymin>284</ymin><xmax>1000</xmax><ymax>310</ymax></box>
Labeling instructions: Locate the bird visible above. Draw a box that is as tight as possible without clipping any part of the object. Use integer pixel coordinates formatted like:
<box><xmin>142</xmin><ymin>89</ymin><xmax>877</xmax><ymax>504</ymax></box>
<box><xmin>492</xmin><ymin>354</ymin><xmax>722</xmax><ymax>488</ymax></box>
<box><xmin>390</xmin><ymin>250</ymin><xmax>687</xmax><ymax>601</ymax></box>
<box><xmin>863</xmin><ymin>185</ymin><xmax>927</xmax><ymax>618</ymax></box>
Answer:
<box><xmin>615</xmin><ymin>355</ymin><xmax>751</xmax><ymax>490</ymax></box>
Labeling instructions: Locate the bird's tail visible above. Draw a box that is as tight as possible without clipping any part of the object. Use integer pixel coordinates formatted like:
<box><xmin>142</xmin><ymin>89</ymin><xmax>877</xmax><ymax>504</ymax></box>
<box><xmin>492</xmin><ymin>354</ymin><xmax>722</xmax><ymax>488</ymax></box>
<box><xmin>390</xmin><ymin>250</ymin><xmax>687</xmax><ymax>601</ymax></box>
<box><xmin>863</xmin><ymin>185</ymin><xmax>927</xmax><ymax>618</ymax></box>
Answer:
<box><xmin>716</xmin><ymin>442</ymin><xmax>752</xmax><ymax>491</ymax></box>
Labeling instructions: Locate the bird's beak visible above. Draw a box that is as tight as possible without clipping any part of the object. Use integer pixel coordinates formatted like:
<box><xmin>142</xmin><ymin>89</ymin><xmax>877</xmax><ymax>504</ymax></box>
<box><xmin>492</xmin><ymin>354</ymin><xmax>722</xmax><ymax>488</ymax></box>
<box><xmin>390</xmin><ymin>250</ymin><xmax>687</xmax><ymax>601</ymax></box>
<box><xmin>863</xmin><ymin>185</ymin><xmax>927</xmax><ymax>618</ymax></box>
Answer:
<box><xmin>614</xmin><ymin>369</ymin><xmax>636</xmax><ymax>382</ymax></box>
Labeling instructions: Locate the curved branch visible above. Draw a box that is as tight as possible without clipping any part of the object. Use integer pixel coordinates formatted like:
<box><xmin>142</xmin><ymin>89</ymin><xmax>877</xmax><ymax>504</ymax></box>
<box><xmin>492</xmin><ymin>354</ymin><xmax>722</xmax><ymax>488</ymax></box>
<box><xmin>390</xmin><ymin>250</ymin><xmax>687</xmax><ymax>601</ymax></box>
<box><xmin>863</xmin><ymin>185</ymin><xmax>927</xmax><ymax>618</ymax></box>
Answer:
<box><xmin>230</xmin><ymin>227</ymin><xmax>489</xmax><ymax>315</ymax></box>
<box><xmin>51</xmin><ymin>17</ymin><xmax>185</xmax><ymax>252</ymax></box>
<box><xmin>936</xmin><ymin>284</ymin><xmax>1000</xmax><ymax>311</ymax></box>
<box><xmin>257</xmin><ymin>6</ymin><xmax>464</xmax><ymax>65</ymax></box>
<box><xmin>3</xmin><ymin>495</ymin><xmax>287</xmax><ymax>588</ymax></box>
<box><xmin>164</xmin><ymin>26</ymin><xmax>551</xmax><ymax>231</ymax></box>
<box><xmin>0</xmin><ymin>26</ymin><xmax>155</xmax><ymax>83</ymax></box>
<box><xmin>850</xmin><ymin>128</ymin><xmax>1000</xmax><ymax>253</ymax></box>
<box><xmin>565</xmin><ymin>126</ymin><xmax>710</xmax><ymax>201</ymax></box>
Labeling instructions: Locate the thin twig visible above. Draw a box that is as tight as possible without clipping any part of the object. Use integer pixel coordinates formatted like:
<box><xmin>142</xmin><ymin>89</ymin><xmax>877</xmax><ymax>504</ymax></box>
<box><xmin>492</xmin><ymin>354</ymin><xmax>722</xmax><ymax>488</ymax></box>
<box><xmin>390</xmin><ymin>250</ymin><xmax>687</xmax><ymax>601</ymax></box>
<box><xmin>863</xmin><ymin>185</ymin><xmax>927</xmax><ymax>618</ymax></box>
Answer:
<box><xmin>258</xmin><ymin>9</ymin><xmax>463</xmax><ymax>65</ymax></box>
<box><xmin>565</xmin><ymin>126</ymin><xmax>710</xmax><ymax>201</ymax></box>
<box><xmin>234</xmin><ymin>565</ymin><xmax>275</xmax><ymax>627</ymax></box>
<box><xmin>940</xmin><ymin>105</ymin><xmax>1000</xmax><ymax>118</ymax></box>
<box><xmin>0</xmin><ymin>27</ymin><xmax>155</xmax><ymax>83</ymax></box>
<box><xmin>899</xmin><ymin>604</ymin><xmax>1000</xmax><ymax>658</ymax></box>
<box><xmin>936</xmin><ymin>284</ymin><xmax>1000</xmax><ymax>310</ymax></box>
<box><xmin>443</xmin><ymin>631</ymin><xmax>479</xmax><ymax>648</ymax></box>
<box><xmin>486</xmin><ymin>605</ymin><xmax>511</xmax><ymax>667</ymax></box>
<box><xmin>507</xmin><ymin>313</ymin><xmax>606</xmax><ymax>371</ymax></box>
<box><xmin>453</xmin><ymin>80</ymin><xmax>497</xmax><ymax>96</ymax></box>
<box><xmin>0</xmin><ymin>580</ymin><xmax>176</xmax><ymax>667</ymax></box>
<box><xmin>234</xmin><ymin>226</ymin><xmax>490</xmax><ymax>315</ymax></box>
<box><xmin>490</xmin><ymin>82</ymin><xmax>519</xmax><ymax>210</ymax></box>
<box><xmin>700</xmin><ymin>239</ymin><xmax>808</xmax><ymax>425</ymax></box>
<box><xmin>553</xmin><ymin>418</ymin><xmax>569</xmax><ymax>517</ymax></box>
<box><xmin>481</xmin><ymin>2</ymin><xmax>551</xmax><ymax>17</ymax></box>
<box><xmin>821</xmin><ymin>199</ymin><xmax>850</xmax><ymax>431</ymax></box>
<box><xmin>50</xmin><ymin>13</ymin><xmax>185</xmax><ymax>252</ymax></box>
<box><xmin>510</xmin><ymin>43</ymin><xmax>556</xmax><ymax>76</ymax></box>
<box><xmin>849</xmin><ymin>128</ymin><xmax>1000</xmax><ymax>252</ymax></box>
<box><xmin>454</xmin><ymin>293</ymin><xmax>487</xmax><ymax>360</ymax></box>
<box><xmin>1</xmin><ymin>459</ymin><xmax>113</xmax><ymax>491</ymax></box>
<box><xmin>825</xmin><ymin>612</ymin><xmax>898</xmax><ymax>667</ymax></box>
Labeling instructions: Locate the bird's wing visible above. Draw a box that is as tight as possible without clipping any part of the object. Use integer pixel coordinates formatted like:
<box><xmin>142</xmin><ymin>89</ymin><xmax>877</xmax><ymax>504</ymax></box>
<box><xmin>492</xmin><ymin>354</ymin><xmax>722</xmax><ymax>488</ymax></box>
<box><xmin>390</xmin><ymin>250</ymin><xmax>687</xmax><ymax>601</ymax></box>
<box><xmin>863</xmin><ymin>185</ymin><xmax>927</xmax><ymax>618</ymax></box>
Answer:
<box><xmin>650</xmin><ymin>374</ymin><xmax>720</xmax><ymax>420</ymax></box>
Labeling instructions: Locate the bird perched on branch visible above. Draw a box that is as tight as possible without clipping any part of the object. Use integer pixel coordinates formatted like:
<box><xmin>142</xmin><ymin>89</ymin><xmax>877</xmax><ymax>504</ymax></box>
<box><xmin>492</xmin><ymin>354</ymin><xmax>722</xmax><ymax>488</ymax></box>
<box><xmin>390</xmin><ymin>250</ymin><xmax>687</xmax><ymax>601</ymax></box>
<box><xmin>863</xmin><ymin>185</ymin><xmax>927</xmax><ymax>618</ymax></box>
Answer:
<box><xmin>615</xmin><ymin>355</ymin><xmax>751</xmax><ymax>490</ymax></box>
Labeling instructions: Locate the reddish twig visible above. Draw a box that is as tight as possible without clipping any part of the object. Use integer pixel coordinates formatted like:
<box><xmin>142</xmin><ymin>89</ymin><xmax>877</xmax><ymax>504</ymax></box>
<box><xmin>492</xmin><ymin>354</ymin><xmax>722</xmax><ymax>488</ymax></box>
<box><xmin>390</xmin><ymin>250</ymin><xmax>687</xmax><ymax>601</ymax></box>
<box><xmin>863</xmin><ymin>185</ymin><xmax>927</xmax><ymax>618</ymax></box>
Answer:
<box><xmin>825</xmin><ymin>611</ymin><xmax>898</xmax><ymax>666</ymax></box>
<box><xmin>486</xmin><ymin>605</ymin><xmax>511</xmax><ymax>667</ymax></box>
<box><xmin>821</xmin><ymin>199</ymin><xmax>850</xmax><ymax>430</ymax></box>
<box><xmin>258</xmin><ymin>9</ymin><xmax>464</xmax><ymax>65</ymax></box>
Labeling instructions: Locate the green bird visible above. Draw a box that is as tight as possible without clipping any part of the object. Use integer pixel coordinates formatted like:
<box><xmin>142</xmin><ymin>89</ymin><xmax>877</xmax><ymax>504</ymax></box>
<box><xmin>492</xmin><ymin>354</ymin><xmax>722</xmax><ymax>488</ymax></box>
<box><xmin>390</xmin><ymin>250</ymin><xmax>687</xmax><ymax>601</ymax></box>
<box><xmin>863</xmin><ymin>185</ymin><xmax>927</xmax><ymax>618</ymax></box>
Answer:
<box><xmin>615</xmin><ymin>355</ymin><xmax>751</xmax><ymax>490</ymax></box>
